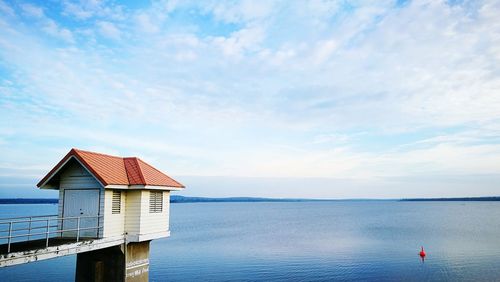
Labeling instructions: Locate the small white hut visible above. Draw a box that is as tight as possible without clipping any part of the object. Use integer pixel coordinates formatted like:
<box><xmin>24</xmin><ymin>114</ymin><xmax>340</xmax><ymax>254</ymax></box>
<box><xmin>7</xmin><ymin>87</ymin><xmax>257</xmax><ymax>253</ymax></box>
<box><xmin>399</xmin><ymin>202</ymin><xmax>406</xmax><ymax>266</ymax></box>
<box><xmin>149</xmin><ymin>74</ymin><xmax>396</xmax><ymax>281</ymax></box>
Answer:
<box><xmin>37</xmin><ymin>148</ymin><xmax>185</xmax><ymax>242</ymax></box>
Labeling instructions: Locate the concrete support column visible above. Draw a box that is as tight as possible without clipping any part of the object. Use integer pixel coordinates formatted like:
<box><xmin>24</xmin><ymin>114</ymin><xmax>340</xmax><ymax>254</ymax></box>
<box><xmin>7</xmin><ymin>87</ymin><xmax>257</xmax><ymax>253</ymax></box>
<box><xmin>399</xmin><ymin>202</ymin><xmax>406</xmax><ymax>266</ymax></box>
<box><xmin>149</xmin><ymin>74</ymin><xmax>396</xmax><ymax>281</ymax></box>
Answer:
<box><xmin>75</xmin><ymin>241</ymin><xmax>150</xmax><ymax>282</ymax></box>
<box><xmin>125</xmin><ymin>241</ymin><xmax>150</xmax><ymax>281</ymax></box>
<box><xmin>75</xmin><ymin>245</ymin><xmax>124</xmax><ymax>282</ymax></box>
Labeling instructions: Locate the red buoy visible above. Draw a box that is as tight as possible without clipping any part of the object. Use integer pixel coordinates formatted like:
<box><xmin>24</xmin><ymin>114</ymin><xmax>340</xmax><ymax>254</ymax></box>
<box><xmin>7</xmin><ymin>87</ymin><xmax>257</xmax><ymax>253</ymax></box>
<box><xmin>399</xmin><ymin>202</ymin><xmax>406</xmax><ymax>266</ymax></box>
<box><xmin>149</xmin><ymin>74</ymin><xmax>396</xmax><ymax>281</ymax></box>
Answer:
<box><xmin>419</xmin><ymin>246</ymin><xmax>426</xmax><ymax>258</ymax></box>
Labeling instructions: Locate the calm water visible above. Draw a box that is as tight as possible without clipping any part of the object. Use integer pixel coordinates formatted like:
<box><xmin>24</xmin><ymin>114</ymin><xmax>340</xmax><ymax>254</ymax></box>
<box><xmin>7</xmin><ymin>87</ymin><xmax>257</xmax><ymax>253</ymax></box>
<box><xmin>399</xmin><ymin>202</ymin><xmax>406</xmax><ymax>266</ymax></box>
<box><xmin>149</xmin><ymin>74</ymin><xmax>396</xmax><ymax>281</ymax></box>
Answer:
<box><xmin>2</xmin><ymin>201</ymin><xmax>500</xmax><ymax>281</ymax></box>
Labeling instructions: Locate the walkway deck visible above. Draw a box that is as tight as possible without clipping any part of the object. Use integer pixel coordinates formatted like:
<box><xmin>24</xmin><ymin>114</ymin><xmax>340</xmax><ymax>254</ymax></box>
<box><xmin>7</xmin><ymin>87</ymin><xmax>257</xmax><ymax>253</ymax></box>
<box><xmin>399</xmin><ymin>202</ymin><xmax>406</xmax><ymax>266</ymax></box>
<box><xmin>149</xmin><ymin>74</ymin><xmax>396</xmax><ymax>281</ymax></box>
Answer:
<box><xmin>0</xmin><ymin>238</ymin><xmax>78</xmax><ymax>254</ymax></box>
<box><xmin>0</xmin><ymin>236</ymin><xmax>124</xmax><ymax>267</ymax></box>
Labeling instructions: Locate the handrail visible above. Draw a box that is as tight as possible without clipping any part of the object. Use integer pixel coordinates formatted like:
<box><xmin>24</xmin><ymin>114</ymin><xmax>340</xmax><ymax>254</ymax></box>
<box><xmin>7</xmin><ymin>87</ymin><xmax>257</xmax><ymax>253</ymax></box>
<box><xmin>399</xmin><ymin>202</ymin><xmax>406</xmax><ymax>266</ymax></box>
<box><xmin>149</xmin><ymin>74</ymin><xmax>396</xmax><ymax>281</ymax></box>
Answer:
<box><xmin>0</xmin><ymin>215</ymin><xmax>104</xmax><ymax>253</ymax></box>
<box><xmin>0</xmin><ymin>215</ymin><xmax>103</xmax><ymax>225</ymax></box>
<box><xmin>0</xmin><ymin>226</ymin><xmax>104</xmax><ymax>240</ymax></box>
<box><xmin>0</xmin><ymin>214</ymin><xmax>57</xmax><ymax>222</ymax></box>
<box><xmin>0</xmin><ymin>225</ymin><xmax>59</xmax><ymax>233</ymax></box>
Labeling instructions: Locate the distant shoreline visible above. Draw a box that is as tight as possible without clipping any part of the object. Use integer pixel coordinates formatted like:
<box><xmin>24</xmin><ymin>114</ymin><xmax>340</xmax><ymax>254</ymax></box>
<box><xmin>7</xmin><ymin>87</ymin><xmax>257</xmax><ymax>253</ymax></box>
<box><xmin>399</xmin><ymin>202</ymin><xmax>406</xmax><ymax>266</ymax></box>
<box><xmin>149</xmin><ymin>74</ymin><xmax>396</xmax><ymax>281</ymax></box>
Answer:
<box><xmin>400</xmin><ymin>196</ymin><xmax>500</xmax><ymax>202</ymax></box>
<box><xmin>1</xmin><ymin>196</ymin><xmax>500</xmax><ymax>204</ymax></box>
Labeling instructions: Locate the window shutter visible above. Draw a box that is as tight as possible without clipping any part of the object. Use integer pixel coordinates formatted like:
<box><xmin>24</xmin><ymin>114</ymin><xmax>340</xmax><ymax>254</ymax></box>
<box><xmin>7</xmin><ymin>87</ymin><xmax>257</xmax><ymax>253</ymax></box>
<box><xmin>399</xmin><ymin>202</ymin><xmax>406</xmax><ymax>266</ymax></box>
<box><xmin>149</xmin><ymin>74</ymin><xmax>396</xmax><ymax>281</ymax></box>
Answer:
<box><xmin>112</xmin><ymin>190</ymin><xmax>121</xmax><ymax>214</ymax></box>
<box><xmin>149</xmin><ymin>191</ymin><xmax>163</xmax><ymax>213</ymax></box>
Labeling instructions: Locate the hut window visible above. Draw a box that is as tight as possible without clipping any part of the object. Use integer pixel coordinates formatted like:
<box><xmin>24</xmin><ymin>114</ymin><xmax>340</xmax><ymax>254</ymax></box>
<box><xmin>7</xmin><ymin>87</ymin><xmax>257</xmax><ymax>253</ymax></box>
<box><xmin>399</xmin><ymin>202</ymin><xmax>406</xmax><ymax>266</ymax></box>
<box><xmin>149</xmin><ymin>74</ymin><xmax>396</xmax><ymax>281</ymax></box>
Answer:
<box><xmin>112</xmin><ymin>190</ymin><xmax>121</xmax><ymax>214</ymax></box>
<box><xmin>149</xmin><ymin>191</ymin><xmax>163</xmax><ymax>213</ymax></box>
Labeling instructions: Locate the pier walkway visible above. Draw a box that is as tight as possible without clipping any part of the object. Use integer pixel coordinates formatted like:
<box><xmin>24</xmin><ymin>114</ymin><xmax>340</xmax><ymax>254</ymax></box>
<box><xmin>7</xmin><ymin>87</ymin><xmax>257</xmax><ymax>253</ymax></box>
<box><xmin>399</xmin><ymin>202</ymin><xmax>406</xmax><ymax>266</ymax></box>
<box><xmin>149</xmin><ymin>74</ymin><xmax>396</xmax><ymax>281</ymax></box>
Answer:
<box><xmin>0</xmin><ymin>214</ymin><xmax>123</xmax><ymax>267</ymax></box>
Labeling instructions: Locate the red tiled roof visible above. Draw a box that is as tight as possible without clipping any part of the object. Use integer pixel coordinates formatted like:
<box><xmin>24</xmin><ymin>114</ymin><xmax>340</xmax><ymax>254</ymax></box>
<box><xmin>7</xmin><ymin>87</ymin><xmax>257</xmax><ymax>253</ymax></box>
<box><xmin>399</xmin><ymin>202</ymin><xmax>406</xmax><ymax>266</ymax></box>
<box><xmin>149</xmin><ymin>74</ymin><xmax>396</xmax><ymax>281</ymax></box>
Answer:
<box><xmin>124</xmin><ymin>157</ymin><xmax>144</xmax><ymax>185</ymax></box>
<box><xmin>37</xmin><ymin>148</ymin><xmax>185</xmax><ymax>188</ymax></box>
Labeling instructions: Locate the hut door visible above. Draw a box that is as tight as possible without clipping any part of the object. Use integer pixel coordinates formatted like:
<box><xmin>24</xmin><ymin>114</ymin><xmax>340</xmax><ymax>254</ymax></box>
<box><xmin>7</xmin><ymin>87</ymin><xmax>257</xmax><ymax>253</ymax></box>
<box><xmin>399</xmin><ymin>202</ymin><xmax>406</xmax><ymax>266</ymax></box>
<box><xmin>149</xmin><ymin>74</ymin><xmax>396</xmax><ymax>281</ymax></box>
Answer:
<box><xmin>63</xmin><ymin>189</ymin><xmax>99</xmax><ymax>238</ymax></box>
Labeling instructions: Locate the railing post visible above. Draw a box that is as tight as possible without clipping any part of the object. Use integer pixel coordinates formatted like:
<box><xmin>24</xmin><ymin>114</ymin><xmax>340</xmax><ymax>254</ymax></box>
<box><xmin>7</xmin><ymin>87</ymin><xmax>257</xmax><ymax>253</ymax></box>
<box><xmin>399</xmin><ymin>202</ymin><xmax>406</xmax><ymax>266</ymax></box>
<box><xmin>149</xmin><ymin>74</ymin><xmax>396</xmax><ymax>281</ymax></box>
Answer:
<box><xmin>7</xmin><ymin>221</ymin><xmax>12</xmax><ymax>253</ymax></box>
<box><xmin>45</xmin><ymin>219</ymin><xmax>50</xmax><ymax>248</ymax></box>
<box><xmin>61</xmin><ymin>217</ymin><xmax>64</xmax><ymax>238</ymax></box>
<box><xmin>27</xmin><ymin>216</ymin><xmax>32</xmax><ymax>241</ymax></box>
<box><xmin>97</xmin><ymin>215</ymin><xmax>101</xmax><ymax>238</ymax></box>
<box><xmin>76</xmin><ymin>217</ymin><xmax>80</xmax><ymax>242</ymax></box>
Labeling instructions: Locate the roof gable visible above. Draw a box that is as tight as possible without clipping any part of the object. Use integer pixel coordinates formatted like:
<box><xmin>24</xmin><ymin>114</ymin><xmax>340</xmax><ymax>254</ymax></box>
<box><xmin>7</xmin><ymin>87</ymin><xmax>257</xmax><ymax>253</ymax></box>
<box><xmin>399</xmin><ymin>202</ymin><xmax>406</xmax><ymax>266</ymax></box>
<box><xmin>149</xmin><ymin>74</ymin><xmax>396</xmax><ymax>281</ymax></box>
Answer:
<box><xmin>37</xmin><ymin>148</ymin><xmax>185</xmax><ymax>189</ymax></box>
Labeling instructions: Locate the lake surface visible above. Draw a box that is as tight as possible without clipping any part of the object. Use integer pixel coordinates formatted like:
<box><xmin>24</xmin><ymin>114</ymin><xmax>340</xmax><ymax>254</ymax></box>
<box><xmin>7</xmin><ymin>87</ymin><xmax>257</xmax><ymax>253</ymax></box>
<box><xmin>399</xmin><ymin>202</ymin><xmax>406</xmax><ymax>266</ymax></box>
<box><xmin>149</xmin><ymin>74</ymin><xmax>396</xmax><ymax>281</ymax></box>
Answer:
<box><xmin>2</xmin><ymin>201</ymin><xmax>500</xmax><ymax>281</ymax></box>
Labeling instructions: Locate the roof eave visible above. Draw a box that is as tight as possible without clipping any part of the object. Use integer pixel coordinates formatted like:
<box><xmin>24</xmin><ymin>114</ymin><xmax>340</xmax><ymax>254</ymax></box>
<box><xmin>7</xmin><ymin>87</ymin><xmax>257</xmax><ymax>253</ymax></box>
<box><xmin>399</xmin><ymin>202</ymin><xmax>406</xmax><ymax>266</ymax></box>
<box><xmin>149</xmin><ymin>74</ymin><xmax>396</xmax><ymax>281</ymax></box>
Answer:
<box><xmin>37</xmin><ymin>149</ymin><xmax>75</xmax><ymax>188</ymax></box>
<box><xmin>109</xmin><ymin>184</ymin><xmax>185</xmax><ymax>191</ymax></box>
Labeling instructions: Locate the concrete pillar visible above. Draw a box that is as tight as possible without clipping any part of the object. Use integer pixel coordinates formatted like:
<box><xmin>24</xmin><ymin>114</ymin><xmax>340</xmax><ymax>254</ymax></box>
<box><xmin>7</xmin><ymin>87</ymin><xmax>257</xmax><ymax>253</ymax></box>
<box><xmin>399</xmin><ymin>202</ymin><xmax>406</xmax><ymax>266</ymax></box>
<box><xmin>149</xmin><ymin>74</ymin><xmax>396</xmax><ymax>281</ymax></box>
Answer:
<box><xmin>124</xmin><ymin>241</ymin><xmax>150</xmax><ymax>282</ymax></box>
<box><xmin>75</xmin><ymin>245</ymin><xmax>124</xmax><ymax>282</ymax></box>
<box><xmin>75</xmin><ymin>241</ymin><xmax>150</xmax><ymax>282</ymax></box>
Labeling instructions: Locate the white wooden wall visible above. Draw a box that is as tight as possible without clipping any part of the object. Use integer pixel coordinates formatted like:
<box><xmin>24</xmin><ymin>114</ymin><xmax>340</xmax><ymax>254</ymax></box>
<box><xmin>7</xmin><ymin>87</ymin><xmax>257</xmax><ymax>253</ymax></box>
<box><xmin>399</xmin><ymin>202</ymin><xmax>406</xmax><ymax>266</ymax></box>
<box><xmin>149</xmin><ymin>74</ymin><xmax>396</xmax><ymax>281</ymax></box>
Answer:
<box><xmin>140</xmin><ymin>190</ymin><xmax>170</xmax><ymax>234</ymax></box>
<box><xmin>102</xmin><ymin>189</ymin><xmax>126</xmax><ymax>237</ymax></box>
<box><xmin>57</xmin><ymin>160</ymin><xmax>104</xmax><ymax>237</ymax></box>
<box><xmin>124</xmin><ymin>190</ymin><xmax>142</xmax><ymax>235</ymax></box>
<box><xmin>125</xmin><ymin>190</ymin><xmax>170</xmax><ymax>237</ymax></box>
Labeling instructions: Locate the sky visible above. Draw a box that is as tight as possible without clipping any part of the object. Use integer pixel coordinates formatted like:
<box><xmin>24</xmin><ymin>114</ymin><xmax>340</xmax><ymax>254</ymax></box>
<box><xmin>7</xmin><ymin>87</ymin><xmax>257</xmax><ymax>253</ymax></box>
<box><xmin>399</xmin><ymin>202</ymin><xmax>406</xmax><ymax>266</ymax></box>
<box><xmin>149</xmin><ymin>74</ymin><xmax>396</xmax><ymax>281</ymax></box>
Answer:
<box><xmin>0</xmin><ymin>0</ymin><xmax>499</xmax><ymax>199</ymax></box>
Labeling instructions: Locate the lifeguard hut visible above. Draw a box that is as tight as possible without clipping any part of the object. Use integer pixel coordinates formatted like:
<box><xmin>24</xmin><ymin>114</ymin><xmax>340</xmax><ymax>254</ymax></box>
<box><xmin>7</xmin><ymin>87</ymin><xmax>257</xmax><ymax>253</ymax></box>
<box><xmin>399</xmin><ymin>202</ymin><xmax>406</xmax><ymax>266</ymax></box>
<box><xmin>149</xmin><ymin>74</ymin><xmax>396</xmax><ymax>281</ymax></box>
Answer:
<box><xmin>0</xmin><ymin>148</ymin><xmax>184</xmax><ymax>281</ymax></box>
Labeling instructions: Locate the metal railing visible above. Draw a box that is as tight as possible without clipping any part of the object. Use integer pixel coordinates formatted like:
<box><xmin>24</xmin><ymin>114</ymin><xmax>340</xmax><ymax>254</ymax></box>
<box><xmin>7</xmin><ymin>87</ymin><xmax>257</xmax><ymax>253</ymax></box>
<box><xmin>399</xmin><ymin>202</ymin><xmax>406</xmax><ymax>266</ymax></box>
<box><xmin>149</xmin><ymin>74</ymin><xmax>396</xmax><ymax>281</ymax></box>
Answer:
<box><xmin>0</xmin><ymin>214</ymin><xmax>103</xmax><ymax>253</ymax></box>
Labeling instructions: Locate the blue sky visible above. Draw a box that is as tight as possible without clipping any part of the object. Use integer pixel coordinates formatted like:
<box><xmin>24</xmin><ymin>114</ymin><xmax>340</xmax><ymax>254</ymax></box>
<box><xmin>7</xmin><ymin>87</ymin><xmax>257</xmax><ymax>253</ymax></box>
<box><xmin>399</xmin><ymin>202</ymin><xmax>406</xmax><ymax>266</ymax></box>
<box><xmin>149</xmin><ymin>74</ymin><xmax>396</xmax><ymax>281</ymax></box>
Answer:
<box><xmin>1</xmin><ymin>0</ymin><xmax>500</xmax><ymax>198</ymax></box>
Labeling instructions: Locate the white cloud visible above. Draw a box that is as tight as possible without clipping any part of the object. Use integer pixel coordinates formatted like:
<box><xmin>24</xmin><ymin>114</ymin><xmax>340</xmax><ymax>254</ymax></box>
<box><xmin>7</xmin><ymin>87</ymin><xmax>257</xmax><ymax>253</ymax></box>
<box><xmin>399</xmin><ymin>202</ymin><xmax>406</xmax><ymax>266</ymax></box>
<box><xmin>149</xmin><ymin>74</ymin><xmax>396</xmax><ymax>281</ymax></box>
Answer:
<box><xmin>135</xmin><ymin>13</ymin><xmax>160</xmax><ymax>34</ymax></box>
<box><xmin>62</xmin><ymin>1</ymin><xmax>94</xmax><ymax>19</ymax></box>
<box><xmin>42</xmin><ymin>19</ymin><xmax>75</xmax><ymax>43</ymax></box>
<box><xmin>1</xmin><ymin>0</ymin><xmax>500</xmax><ymax>197</ymax></box>
<box><xmin>207</xmin><ymin>0</ymin><xmax>275</xmax><ymax>24</ymax></box>
<box><xmin>97</xmin><ymin>21</ymin><xmax>121</xmax><ymax>39</ymax></box>
<box><xmin>16</xmin><ymin>3</ymin><xmax>76</xmax><ymax>43</ymax></box>
<box><xmin>212</xmin><ymin>26</ymin><xmax>265</xmax><ymax>57</ymax></box>
<box><xmin>0</xmin><ymin>0</ymin><xmax>15</xmax><ymax>17</ymax></box>
<box><xmin>20</xmin><ymin>3</ymin><xmax>44</xmax><ymax>18</ymax></box>
<box><xmin>61</xmin><ymin>0</ymin><xmax>126</xmax><ymax>21</ymax></box>
<box><xmin>311</xmin><ymin>39</ymin><xmax>337</xmax><ymax>65</ymax></box>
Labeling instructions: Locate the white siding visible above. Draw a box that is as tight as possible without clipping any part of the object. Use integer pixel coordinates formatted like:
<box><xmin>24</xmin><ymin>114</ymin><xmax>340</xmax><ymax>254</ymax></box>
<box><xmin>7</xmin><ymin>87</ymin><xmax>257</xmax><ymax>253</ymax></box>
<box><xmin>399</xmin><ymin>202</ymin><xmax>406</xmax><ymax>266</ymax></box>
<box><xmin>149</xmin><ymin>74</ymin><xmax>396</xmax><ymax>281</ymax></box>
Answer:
<box><xmin>59</xmin><ymin>160</ymin><xmax>102</xmax><ymax>189</ymax></box>
<box><xmin>124</xmin><ymin>190</ymin><xmax>170</xmax><ymax>237</ymax></box>
<box><xmin>103</xmin><ymin>189</ymin><xmax>126</xmax><ymax>237</ymax></box>
<box><xmin>125</xmin><ymin>190</ymin><xmax>142</xmax><ymax>235</ymax></box>
<box><xmin>57</xmin><ymin>160</ymin><xmax>104</xmax><ymax>238</ymax></box>
<box><xmin>140</xmin><ymin>191</ymin><xmax>170</xmax><ymax>234</ymax></box>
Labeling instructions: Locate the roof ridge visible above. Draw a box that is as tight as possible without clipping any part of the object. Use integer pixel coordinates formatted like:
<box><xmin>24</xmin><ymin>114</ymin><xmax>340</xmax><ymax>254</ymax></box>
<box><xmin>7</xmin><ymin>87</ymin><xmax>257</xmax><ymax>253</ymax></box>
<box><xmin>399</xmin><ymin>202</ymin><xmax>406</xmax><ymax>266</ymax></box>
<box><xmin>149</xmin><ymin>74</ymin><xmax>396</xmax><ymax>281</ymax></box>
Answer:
<box><xmin>124</xmin><ymin>157</ymin><xmax>145</xmax><ymax>184</ymax></box>
<box><xmin>73</xmin><ymin>148</ymin><xmax>124</xmax><ymax>159</ymax></box>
